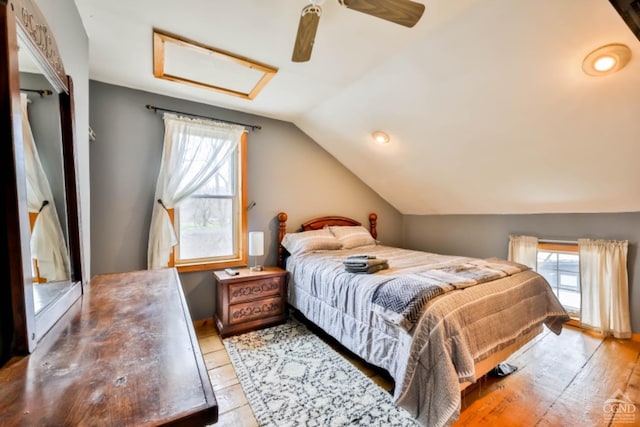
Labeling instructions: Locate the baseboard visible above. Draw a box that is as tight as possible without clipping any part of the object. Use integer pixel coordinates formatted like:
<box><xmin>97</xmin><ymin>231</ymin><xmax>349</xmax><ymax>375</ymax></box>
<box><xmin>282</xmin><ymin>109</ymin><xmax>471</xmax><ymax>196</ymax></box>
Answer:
<box><xmin>193</xmin><ymin>316</ymin><xmax>215</xmax><ymax>329</ymax></box>
<box><xmin>632</xmin><ymin>333</ymin><xmax>640</xmax><ymax>343</ymax></box>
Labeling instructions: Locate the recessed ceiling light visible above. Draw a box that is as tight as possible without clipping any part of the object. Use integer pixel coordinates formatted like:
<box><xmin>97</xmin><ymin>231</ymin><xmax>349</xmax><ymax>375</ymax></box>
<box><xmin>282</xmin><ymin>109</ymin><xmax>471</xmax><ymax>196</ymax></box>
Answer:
<box><xmin>593</xmin><ymin>55</ymin><xmax>616</xmax><ymax>72</ymax></box>
<box><xmin>372</xmin><ymin>131</ymin><xmax>390</xmax><ymax>144</ymax></box>
<box><xmin>582</xmin><ymin>44</ymin><xmax>631</xmax><ymax>77</ymax></box>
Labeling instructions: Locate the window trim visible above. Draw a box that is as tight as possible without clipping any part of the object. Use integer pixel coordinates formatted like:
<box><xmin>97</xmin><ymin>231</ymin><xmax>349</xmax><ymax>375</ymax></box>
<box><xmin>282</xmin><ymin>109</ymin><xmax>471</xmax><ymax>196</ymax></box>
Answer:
<box><xmin>167</xmin><ymin>132</ymin><xmax>248</xmax><ymax>273</ymax></box>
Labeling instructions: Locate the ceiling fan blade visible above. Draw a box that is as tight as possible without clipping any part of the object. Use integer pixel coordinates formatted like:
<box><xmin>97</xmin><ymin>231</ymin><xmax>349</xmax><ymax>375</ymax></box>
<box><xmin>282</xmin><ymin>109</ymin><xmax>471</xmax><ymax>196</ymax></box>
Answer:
<box><xmin>339</xmin><ymin>0</ymin><xmax>425</xmax><ymax>28</ymax></box>
<box><xmin>292</xmin><ymin>5</ymin><xmax>322</xmax><ymax>62</ymax></box>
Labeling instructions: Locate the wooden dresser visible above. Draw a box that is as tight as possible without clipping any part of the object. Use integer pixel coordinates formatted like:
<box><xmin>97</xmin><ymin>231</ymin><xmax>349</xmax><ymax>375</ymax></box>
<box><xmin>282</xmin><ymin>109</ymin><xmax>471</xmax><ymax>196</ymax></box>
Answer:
<box><xmin>0</xmin><ymin>268</ymin><xmax>217</xmax><ymax>426</ymax></box>
<box><xmin>214</xmin><ymin>267</ymin><xmax>288</xmax><ymax>337</ymax></box>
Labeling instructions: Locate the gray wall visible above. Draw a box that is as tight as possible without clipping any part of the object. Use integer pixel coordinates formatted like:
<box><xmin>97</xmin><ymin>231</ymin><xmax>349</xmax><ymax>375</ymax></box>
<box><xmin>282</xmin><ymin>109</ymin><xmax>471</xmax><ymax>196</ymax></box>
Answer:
<box><xmin>89</xmin><ymin>81</ymin><xmax>402</xmax><ymax>320</ymax></box>
<box><xmin>403</xmin><ymin>213</ymin><xmax>640</xmax><ymax>332</ymax></box>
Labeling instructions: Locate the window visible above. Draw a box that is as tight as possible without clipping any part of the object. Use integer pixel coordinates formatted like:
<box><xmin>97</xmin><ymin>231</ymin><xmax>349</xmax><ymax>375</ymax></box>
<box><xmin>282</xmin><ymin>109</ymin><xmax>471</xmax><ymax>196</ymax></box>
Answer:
<box><xmin>170</xmin><ymin>133</ymin><xmax>247</xmax><ymax>272</ymax></box>
<box><xmin>536</xmin><ymin>243</ymin><xmax>580</xmax><ymax>317</ymax></box>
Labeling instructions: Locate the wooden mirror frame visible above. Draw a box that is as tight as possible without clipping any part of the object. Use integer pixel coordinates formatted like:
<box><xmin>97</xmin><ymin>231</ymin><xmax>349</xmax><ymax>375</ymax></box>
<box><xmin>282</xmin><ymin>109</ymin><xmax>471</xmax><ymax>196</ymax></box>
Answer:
<box><xmin>0</xmin><ymin>0</ymin><xmax>84</xmax><ymax>357</ymax></box>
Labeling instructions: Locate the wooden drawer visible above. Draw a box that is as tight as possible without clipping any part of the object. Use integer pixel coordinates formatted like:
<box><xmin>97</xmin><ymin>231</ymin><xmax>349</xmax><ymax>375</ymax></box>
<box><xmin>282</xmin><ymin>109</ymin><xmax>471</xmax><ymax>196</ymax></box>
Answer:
<box><xmin>228</xmin><ymin>276</ymin><xmax>283</xmax><ymax>304</ymax></box>
<box><xmin>229</xmin><ymin>297</ymin><xmax>284</xmax><ymax>325</ymax></box>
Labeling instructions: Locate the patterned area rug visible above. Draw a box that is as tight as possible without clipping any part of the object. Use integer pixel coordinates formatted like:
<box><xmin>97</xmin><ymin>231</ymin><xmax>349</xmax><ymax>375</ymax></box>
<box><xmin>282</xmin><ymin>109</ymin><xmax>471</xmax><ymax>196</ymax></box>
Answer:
<box><xmin>224</xmin><ymin>319</ymin><xmax>418</xmax><ymax>426</ymax></box>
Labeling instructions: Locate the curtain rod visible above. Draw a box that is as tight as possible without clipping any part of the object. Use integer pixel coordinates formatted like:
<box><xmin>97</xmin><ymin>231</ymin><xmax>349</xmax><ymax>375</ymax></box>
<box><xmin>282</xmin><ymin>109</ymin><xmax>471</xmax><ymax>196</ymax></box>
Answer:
<box><xmin>145</xmin><ymin>104</ymin><xmax>261</xmax><ymax>131</ymax></box>
<box><xmin>21</xmin><ymin>88</ymin><xmax>53</xmax><ymax>96</ymax></box>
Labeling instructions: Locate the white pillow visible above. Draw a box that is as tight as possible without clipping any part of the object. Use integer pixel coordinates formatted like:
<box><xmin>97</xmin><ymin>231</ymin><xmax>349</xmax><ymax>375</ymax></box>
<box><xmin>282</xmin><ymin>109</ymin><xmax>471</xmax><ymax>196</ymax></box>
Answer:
<box><xmin>328</xmin><ymin>225</ymin><xmax>377</xmax><ymax>249</ymax></box>
<box><xmin>281</xmin><ymin>229</ymin><xmax>343</xmax><ymax>255</ymax></box>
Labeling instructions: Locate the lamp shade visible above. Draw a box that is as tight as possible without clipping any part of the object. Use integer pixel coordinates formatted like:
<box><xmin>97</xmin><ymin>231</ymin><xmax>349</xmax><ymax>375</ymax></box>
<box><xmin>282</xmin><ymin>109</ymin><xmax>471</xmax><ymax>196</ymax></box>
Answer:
<box><xmin>248</xmin><ymin>231</ymin><xmax>264</xmax><ymax>257</ymax></box>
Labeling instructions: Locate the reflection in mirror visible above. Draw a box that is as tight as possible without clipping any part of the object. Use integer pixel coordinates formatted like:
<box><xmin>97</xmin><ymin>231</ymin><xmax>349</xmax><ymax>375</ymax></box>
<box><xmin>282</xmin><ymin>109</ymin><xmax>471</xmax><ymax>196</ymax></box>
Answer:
<box><xmin>19</xmin><ymin>42</ymin><xmax>72</xmax><ymax>315</ymax></box>
<box><xmin>2</xmin><ymin>0</ymin><xmax>83</xmax><ymax>353</ymax></box>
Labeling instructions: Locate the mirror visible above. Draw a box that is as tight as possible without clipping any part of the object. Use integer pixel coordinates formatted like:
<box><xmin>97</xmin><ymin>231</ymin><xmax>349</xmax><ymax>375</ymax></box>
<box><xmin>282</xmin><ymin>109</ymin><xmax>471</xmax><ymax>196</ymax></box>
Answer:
<box><xmin>0</xmin><ymin>0</ymin><xmax>84</xmax><ymax>356</ymax></box>
<box><xmin>19</xmin><ymin>44</ymin><xmax>73</xmax><ymax>314</ymax></box>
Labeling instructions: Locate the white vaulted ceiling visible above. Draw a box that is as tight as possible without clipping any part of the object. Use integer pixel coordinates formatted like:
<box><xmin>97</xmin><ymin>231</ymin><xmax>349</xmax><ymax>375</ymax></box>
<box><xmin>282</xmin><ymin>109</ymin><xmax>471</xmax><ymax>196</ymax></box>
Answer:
<box><xmin>75</xmin><ymin>0</ymin><xmax>640</xmax><ymax>214</ymax></box>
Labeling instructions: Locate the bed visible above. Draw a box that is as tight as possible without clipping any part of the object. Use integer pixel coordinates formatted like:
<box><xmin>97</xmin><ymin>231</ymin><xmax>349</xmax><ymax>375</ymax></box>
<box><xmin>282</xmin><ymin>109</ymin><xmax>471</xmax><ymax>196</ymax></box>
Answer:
<box><xmin>277</xmin><ymin>212</ymin><xmax>570</xmax><ymax>427</ymax></box>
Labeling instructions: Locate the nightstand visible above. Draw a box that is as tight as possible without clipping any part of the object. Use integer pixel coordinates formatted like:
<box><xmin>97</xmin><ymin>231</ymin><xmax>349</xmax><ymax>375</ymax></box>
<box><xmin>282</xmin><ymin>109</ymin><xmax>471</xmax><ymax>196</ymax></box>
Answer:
<box><xmin>213</xmin><ymin>267</ymin><xmax>288</xmax><ymax>337</ymax></box>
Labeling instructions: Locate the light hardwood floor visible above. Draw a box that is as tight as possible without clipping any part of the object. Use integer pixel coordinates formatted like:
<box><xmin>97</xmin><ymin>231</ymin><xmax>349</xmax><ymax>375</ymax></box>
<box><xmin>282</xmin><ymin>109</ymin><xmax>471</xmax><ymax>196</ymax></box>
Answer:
<box><xmin>195</xmin><ymin>320</ymin><xmax>640</xmax><ymax>427</ymax></box>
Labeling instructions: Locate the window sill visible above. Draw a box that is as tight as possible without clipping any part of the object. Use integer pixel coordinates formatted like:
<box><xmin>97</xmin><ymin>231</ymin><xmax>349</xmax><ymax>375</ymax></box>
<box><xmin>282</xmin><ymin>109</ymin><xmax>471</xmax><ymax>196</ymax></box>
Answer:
<box><xmin>175</xmin><ymin>258</ymin><xmax>247</xmax><ymax>273</ymax></box>
<box><xmin>566</xmin><ymin>318</ymin><xmax>581</xmax><ymax>328</ymax></box>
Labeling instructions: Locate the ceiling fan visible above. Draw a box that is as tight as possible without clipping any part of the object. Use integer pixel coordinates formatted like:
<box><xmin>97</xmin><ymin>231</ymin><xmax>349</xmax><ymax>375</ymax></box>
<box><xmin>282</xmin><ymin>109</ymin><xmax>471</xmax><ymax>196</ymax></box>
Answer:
<box><xmin>292</xmin><ymin>0</ymin><xmax>426</xmax><ymax>62</ymax></box>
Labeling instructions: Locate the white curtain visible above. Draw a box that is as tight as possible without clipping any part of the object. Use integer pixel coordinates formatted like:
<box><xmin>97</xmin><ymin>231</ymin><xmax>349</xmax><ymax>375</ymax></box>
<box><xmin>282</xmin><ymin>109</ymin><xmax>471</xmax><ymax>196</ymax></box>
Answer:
<box><xmin>578</xmin><ymin>239</ymin><xmax>631</xmax><ymax>339</ymax></box>
<box><xmin>507</xmin><ymin>235</ymin><xmax>538</xmax><ymax>271</ymax></box>
<box><xmin>21</xmin><ymin>93</ymin><xmax>70</xmax><ymax>281</ymax></box>
<box><xmin>147</xmin><ymin>113</ymin><xmax>244</xmax><ymax>269</ymax></box>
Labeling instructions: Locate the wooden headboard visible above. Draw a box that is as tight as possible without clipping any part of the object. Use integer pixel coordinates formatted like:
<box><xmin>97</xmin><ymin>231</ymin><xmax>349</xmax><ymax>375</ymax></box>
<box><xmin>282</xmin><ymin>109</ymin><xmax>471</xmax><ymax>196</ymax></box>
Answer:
<box><xmin>277</xmin><ymin>213</ymin><xmax>377</xmax><ymax>268</ymax></box>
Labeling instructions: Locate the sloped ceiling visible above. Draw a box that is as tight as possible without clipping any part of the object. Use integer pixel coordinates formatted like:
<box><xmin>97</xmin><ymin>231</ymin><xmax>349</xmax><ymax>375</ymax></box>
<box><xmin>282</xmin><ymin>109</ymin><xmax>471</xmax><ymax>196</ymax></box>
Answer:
<box><xmin>75</xmin><ymin>0</ymin><xmax>640</xmax><ymax>214</ymax></box>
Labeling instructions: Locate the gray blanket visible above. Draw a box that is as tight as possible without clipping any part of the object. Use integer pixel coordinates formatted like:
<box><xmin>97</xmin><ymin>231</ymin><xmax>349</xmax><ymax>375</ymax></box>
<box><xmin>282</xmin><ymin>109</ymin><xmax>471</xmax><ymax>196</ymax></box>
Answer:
<box><xmin>371</xmin><ymin>258</ymin><xmax>529</xmax><ymax>330</ymax></box>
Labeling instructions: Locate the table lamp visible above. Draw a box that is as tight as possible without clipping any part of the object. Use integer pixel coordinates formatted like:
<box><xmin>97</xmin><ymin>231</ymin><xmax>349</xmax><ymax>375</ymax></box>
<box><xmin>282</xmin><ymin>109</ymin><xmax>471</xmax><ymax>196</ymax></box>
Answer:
<box><xmin>248</xmin><ymin>231</ymin><xmax>264</xmax><ymax>272</ymax></box>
